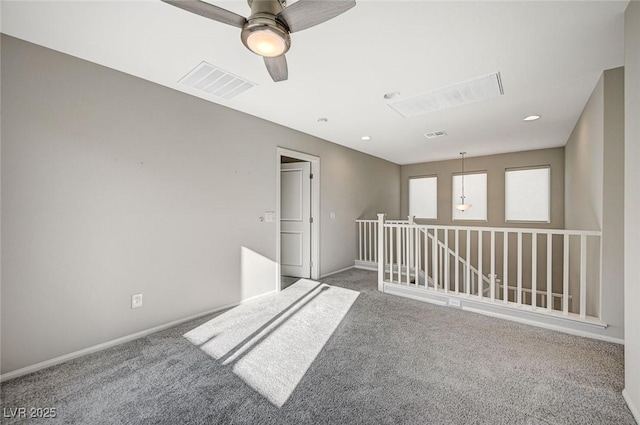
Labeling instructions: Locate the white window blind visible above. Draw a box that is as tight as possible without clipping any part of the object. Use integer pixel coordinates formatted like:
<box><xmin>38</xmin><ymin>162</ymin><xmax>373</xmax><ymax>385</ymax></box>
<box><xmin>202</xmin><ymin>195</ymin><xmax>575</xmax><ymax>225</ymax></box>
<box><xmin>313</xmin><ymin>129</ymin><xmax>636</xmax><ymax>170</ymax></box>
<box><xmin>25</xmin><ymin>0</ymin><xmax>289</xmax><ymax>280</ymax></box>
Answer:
<box><xmin>409</xmin><ymin>176</ymin><xmax>437</xmax><ymax>219</ymax></box>
<box><xmin>505</xmin><ymin>167</ymin><xmax>550</xmax><ymax>222</ymax></box>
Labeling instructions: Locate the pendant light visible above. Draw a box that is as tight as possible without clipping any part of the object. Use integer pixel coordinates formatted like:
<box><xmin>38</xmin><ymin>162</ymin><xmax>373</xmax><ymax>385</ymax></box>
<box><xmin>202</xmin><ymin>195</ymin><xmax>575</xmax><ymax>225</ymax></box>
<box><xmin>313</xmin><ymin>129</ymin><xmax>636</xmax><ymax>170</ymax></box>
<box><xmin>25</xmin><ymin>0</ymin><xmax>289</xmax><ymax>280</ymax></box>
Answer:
<box><xmin>456</xmin><ymin>152</ymin><xmax>473</xmax><ymax>211</ymax></box>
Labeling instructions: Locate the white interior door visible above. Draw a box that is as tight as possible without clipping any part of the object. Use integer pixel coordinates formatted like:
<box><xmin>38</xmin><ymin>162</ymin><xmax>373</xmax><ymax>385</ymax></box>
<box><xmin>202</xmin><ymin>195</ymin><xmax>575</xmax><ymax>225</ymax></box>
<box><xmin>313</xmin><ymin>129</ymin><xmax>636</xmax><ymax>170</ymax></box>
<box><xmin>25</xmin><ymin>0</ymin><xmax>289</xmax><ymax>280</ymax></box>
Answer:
<box><xmin>280</xmin><ymin>162</ymin><xmax>311</xmax><ymax>278</ymax></box>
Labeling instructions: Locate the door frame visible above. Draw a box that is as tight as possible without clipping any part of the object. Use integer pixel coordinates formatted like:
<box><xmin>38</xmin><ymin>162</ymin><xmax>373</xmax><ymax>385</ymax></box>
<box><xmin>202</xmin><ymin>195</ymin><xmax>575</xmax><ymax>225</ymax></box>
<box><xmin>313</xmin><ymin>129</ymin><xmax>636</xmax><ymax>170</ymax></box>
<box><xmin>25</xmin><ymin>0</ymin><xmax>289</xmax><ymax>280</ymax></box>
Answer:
<box><xmin>276</xmin><ymin>147</ymin><xmax>320</xmax><ymax>291</ymax></box>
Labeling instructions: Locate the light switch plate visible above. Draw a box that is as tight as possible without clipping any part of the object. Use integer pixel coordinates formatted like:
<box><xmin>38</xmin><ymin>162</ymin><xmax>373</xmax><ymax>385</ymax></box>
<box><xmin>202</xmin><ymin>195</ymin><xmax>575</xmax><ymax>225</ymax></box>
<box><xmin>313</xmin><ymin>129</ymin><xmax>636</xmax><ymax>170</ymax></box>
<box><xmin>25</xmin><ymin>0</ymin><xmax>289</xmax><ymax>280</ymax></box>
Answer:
<box><xmin>264</xmin><ymin>211</ymin><xmax>276</xmax><ymax>222</ymax></box>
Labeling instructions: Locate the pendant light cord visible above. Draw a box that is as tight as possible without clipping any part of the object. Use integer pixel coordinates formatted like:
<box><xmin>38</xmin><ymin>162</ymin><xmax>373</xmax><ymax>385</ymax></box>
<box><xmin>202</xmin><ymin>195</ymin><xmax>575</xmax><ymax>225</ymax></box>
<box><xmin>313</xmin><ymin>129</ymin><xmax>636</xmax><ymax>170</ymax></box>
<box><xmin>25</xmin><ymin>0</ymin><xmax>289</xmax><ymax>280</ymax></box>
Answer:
<box><xmin>460</xmin><ymin>152</ymin><xmax>466</xmax><ymax>202</ymax></box>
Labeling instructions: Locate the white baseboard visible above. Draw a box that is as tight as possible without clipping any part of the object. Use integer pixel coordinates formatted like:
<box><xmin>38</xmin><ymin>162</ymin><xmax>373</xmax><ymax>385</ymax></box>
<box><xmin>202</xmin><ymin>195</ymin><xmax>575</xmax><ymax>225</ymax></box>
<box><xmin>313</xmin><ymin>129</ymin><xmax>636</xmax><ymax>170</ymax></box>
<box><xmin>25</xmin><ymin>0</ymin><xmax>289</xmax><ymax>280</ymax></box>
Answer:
<box><xmin>623</xmin><ymin>389</ymin><xmax>640</xmax><ymax>423</ymax></box>
<box><xmin>320</xmin><ymin>265</ymin><xmax>354</xmax><ymax>279</ymax></box>
<box><xmin>462</xmin><ymin>306</ymin><xmax>624</xmax><ymax>344</ymax></box>
<box><xmin>384</xmin><ymin>285</ymin><xmax>448</xmax><ymax>307</ymax></box>
<box><xmin>354</xmin><ymin>261</ymin><xmax>376</xmax><ymax>271</ymax></box>
<box><xmin>0</xmin><ymin>290</ymin><xmax>275</xmax><ymax>383</ymax></box>
<box><xmin>383</xmin><ymin>282</ymin><xmax>623</xmax><ymax>345</ymax></box>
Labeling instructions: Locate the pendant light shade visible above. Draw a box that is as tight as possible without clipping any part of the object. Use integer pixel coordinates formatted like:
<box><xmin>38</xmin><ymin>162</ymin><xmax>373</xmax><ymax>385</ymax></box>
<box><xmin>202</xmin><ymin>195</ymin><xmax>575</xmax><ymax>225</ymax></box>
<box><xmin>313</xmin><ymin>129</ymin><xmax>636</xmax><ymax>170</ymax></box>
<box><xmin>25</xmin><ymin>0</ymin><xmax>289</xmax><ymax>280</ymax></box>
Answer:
<box><xmin>456</xmin><ymin>152</ymin><xmax>473</xmax><ymax>212</ymax></box>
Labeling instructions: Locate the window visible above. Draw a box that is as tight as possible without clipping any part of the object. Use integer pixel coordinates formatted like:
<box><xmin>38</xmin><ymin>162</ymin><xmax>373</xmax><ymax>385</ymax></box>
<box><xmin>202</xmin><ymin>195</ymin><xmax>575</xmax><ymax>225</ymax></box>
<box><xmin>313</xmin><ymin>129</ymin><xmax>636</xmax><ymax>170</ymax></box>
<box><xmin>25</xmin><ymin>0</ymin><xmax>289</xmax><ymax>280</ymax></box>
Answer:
<box><xmin>409</xmin><ymin>176</ymin><xmax>437</xmax><ymax>219</ymax></box>
<box><xmin>505</xmin><ymin>166</ymin><xmax>550</xmax><ymax>222</ymax></box>
<box><xmin>452</xmin><ymin>172</ymin><xmax>487</xmax><ymax>221</ymax></box>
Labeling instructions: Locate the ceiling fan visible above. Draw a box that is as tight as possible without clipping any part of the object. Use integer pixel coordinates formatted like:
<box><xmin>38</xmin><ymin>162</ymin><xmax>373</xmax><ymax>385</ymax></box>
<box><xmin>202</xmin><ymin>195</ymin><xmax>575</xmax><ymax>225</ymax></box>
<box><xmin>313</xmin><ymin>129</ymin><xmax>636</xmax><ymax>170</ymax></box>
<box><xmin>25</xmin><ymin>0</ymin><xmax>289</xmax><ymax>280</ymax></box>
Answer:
<box><xmin>162</xmin><ymin>0</ymin><xmax>356</xmax><ymax>82</ymax></box>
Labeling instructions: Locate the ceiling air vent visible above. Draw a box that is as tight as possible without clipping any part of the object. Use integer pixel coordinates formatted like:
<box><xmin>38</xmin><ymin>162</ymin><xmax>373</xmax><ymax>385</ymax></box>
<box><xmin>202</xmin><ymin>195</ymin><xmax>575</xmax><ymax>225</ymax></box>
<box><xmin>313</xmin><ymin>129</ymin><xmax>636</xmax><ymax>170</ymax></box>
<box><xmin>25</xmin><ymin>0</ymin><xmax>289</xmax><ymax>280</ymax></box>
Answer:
<box><xmin>388</xmin><ymin>72</ymin><xmax>504</xmax><ymax>118</ymax></box>
<box><xmin>179</xmin><ymin>61</ymin><xmax>256</xmax><ymax>100</ymax></box>
<box><xmin>424</xmin><ymin>130</ymin><xmax>448</xmax><ymax>139</ymax></box>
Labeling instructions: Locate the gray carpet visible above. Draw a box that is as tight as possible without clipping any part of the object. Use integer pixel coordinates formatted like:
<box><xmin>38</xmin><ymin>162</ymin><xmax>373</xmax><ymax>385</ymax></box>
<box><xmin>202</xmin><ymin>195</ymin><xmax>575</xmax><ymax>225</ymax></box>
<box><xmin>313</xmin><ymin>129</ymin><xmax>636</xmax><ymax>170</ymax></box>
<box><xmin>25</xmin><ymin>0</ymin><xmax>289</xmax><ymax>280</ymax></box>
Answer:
<box><xmin>281</xmin><ymin>275</ymin><xmax>300</xmax><ymax>290</ymax></box>
<box><xmin>1</xmin><ymin>269</ymin><xmax>635</xmax><ymax>425</ymax></box>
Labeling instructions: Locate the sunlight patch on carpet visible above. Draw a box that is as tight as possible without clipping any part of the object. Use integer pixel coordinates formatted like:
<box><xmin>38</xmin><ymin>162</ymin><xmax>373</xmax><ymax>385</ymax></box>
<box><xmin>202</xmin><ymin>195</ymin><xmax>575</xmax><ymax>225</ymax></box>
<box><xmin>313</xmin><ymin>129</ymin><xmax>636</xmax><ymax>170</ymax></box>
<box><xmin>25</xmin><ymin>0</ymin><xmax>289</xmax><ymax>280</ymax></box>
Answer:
<box><xmin>184</xmin><ymin>279</ymin><xmax>359</xmax><ymax>407</ymax></box>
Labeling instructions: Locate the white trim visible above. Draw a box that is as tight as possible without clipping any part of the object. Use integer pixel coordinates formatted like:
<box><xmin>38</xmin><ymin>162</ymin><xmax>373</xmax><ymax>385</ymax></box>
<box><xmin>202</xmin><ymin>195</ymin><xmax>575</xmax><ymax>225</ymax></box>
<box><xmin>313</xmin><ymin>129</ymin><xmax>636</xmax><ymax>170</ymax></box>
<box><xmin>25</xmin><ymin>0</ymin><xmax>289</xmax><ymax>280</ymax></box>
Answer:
<box><xmin>623</xmin><ymin>389</ymin><xmax>640</xmax><ymax>423</ymax></box>
<box><xmin>0</xmin><ymin>290</ymin><xmax>275</xmax><ymax>383</ymax></box>
<box><xmin>320</xmin><ymin>265</ymin><xmax>354</xmax><ymax>279</ymax></box>
<box><xmin>462</xmin><ymin>306</ymin><xmax>623</xmax><ymax>344</ymax></box>
<box><xmin>384</xmin><ymin>284</ymin><xmax>448</xmax><ymax>306</ymax></box>
<box><xmin>354</xmin><ymin>260</ymin><xmax>377</xmax><ymax>271</ymax></box>
<box><xmin>276</xmin><ymin>148</ymin><xmax>320</xmax><ymax>291</ymax></box>
<box><xmin>382</xmin><ymin>282</ymin><xmax>622</xmax><ymax>344</ymax></box>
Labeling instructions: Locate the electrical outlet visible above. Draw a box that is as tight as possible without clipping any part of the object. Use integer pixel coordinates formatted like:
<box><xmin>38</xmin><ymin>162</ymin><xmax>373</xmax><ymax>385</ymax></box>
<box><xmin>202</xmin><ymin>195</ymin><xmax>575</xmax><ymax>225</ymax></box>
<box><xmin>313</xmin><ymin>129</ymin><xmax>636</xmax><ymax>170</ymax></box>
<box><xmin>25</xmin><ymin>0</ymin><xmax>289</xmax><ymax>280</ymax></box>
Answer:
<box><xmin>131</xmin><ymin>293</ymin><xmax>143</xmax><ymax>309</ymax></box>
<box><xmin>448</xmin><ymin>298</ymin><xmax>461</xmax><ymax>308</ymax></box>
<box><xmin>330</xmin><ymin>211</ymin><xmax>336</xmax><ymax>219</ymax></box>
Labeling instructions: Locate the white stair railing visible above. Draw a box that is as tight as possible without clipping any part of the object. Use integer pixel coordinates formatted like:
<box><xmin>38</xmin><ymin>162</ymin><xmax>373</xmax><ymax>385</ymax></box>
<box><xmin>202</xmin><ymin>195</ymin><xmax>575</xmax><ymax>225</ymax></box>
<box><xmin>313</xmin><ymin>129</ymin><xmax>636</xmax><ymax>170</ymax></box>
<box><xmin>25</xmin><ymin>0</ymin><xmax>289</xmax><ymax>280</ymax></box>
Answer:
<box><xmin>357</xmin><ymin>215</ymin><xmax>601</xmax><ymax>323</ymax></box>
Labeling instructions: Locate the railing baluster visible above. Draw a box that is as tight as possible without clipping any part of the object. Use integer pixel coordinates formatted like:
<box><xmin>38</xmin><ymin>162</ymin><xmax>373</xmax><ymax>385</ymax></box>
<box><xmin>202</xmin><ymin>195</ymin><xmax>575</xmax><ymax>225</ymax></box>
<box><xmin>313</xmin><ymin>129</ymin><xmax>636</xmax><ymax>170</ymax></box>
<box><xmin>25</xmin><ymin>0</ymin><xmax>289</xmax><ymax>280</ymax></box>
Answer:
<box><xmin>517</xmin><ymin>231</ymin><xmax>523</xmax><ymax>306</ymax></box>
<box><xmin>394</xmin><ymin>227</ymin><xmax>398</xmax><ymax>283</ymax></box>
<box><xmin>438</xmin><ymin>246</ymin><xmax>442</xmax><ymax>287</ymax></box>
<box><xmin>398</xmin><ymin>227</ymin><xmax>404</xmax><ymax>283</ymax></box>
<box><xmin>415</xmin><ymin>228</ymin><xmax>420</xmax><ymax>286</ymax></box>
<box><xmin>406</xmin><ymin>227</ymin><xmax>410</xmax><ymax>285</ymax></box>
<box><xmin>503</xmin><ymin>231</ymin><xmax>509</xmax><ymax>303</ymax></box>
<box><xmin>532</xmin><ymin>232</ymin><xmax>537</xmax><ymax>309</ymax></box>
<box><xmin>372</xmin><ymin>222</ymin><xmax>375</xmax><ymax>262</ymax></box>
<box><xmin>433</xmin><ymin>229</ymin><xmax>438</xmax><ymax>292</ymax></box>
<box><xmin>490</xmin><ymin>230</ymin><xmax>495</xmax><ymax>301</ymax></box>
<box><xmin>455</xmin><ymin>229</ymin><xmax>460</xmax><ymax>294</ymax></box>
<box><xmin>466</xmin><ymin>230</ymin><xmax>471</xmax><ymax>296</ymax></box>
<box><xmin>365</xmin><ymin>222</ymin><xmax>369</xmax><ymax>262</ymax></box>
<box><xmin>547</xmin><ymin>233</ymin><xmax>552</xmax><ymax>311</ymax></box>
<box><xmin>358</xmin><ymin>222</ymin><xmax>362</xmax><ymax>261</ymax></box>
<box><xmin>424</xmin><ymin>229</ymin><xmax>429</xmax><ymax>287</ymax></box>
<box><xmin>472</xmin><ymin>272</ymin><xmax>476</xmax><ymax>294</ymax></box>
<box><xmin>370</xmin><ymin>222</ymin><xmax>374</xmax><ymax>263</ymax></box>
<box><xmin>478</xmin><ymin>231</ymin><xmax>483</xmax><ymax>298</ymax></box>
<box><xmin>396</xmin><ymin>227</ymin><xmax>401</xmax><ymax>284</ymax></box>
<box><xmin>384</xmin><ymin>226</ymin><xmax>388</xmax><ymax>281</ymax></box>
<box><xmin>388</xmin><ymin>227</ymin><xmax>392</xmax><ymax>281</ymax></box>
<box><xmin>444</xmin><ymin>230</ymin><xmax>449</xmax><ymax>292</ymax></box>
<box><xmin>580</xmin><ymin>235</ymin><xmax>587</xmax><ymax>319</ymax></box>
<box><xmin>377</xmin><ymin>215</ymin><xmax>385</xmax><ymax>291</ymax></box>
<box><xmin>373</xmin><ymin>224</ymin><xmax>377</xmax><ymax>263</ymax></box>
<box><xmin>563</xmin><ymin>234</ymin><xmax>569</xmax><ymax>315</ymax></box>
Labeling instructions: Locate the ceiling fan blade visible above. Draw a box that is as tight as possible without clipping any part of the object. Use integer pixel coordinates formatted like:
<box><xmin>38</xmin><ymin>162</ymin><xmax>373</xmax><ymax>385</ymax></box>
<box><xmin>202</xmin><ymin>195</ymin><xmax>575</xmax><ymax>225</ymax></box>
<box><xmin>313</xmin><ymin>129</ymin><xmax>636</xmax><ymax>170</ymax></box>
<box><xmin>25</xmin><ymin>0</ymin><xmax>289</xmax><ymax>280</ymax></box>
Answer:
<box><xmin>278</xmin><ymin>0</ymin><xmax>356</xmax><ymax>33</ymax></box>
<box><xmin>162</xmin><ymin>0</ymin><xmax>247</xmax><ymax>28</ymax></box>
<box><xmin>264</xmin><ymin>55</ymin><xmax>288</xmax><ymax>82</ymax></box>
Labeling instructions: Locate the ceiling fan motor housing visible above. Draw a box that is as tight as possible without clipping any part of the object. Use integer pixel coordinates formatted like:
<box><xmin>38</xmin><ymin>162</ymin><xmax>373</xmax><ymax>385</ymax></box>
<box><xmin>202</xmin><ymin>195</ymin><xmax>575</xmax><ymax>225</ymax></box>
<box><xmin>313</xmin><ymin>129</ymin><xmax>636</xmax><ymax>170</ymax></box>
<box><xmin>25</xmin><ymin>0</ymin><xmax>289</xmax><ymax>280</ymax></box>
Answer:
<box><xmin>241</xmin><ymin>0</ymin><xmax>291</xmax><ymax>57</ymax></box>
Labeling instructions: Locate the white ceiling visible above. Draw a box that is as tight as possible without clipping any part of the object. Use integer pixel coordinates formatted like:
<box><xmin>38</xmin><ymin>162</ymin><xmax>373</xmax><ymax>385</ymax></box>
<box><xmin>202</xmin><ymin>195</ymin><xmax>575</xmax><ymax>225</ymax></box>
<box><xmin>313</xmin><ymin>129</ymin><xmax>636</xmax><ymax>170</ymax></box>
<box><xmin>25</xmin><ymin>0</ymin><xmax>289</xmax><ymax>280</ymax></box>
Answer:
<box><xmin>1</xmin><ymin>0</ymin><xmax>627</xmax><ymax>165</ymax></box>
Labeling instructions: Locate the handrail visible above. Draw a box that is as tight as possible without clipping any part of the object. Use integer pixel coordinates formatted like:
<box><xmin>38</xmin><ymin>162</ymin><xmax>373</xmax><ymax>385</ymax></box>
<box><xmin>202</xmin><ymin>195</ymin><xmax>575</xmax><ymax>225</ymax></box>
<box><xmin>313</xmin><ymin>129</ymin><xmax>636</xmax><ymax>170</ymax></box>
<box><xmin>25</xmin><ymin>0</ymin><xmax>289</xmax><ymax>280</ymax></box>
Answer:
<box><xmin>421</xmin><ymin>228</ymin><xmax>492</xmax><ymax>287</ymax></box>
<box><xmin>384</xmin><ymin>222</ymin><xmax>601</xmax><ymax>237</ymax></box>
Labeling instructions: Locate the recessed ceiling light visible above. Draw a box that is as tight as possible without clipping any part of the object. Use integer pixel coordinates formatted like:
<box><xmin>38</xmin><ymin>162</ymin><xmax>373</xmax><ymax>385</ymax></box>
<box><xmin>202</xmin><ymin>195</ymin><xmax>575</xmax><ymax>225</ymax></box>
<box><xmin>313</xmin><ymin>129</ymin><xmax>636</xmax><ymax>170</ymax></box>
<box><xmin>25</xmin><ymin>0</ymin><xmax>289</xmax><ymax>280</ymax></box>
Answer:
<box><xmin>317</xmin><ymin>117</ymin><xmax>328</xmax><ymax>124</ymax></box>
<box><xmin>523</xmin><ymin>115</ymin><xmax>541</xmax><ymax>121</ymax></box>
<box><xmin>361</xmin><ymin>136</ymin><xmax>371</xmax><ymax>141</ymax></box>
<box><xmin>384</xmin><ymin>92</ymin><xmax>400</xmax><ymax>100</ymax></box>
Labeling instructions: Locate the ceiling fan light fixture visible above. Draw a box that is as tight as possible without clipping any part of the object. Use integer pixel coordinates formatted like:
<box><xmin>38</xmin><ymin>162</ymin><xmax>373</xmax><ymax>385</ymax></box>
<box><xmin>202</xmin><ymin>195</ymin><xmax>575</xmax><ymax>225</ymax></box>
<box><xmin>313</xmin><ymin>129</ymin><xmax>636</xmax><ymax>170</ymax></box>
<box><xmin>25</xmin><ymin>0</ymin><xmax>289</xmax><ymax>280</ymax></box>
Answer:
<box><xmin>242</xmin><ymin>20</ymin><xmax>290</xmax><ymax>57</ymax></box>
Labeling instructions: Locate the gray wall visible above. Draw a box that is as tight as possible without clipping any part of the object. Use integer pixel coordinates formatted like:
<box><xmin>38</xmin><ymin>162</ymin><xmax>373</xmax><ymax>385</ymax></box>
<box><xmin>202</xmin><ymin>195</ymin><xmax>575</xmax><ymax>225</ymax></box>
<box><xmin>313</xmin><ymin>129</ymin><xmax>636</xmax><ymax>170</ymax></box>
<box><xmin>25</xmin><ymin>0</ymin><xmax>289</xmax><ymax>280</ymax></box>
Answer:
<box><xmin>624</xmin><ymin>1</ymin><xmax>640</xmax><ymax>419</ymax></box>
<box><xmin>0</xmin><ymin>35</ymin><xmax>400</xmax><ymax>374</ymax></box>
<box><xmin>564</xmin><ymin>67</ymin><xmax>624</xmax><ymax>340</ymax></box>
<box><xmin>400</xmin><ymin>148</ymin><xmax>565</xmax><ymax>228</ymax></box>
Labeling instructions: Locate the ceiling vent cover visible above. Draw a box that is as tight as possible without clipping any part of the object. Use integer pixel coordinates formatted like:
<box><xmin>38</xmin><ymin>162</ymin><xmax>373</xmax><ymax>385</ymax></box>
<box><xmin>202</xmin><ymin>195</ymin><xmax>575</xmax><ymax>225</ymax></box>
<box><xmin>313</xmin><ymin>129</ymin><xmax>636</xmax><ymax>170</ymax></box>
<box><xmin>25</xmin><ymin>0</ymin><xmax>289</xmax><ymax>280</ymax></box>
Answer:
<box><xmin>179</xmin><ymin>61</ymin><xmax>256</xmax><ymax>100</ymax></box>
<box><xmin>388</xmin><ymin>72</ymin><xmax>504</xmax><ymax>118</ymax></box>
<box><xmin>425</xmin><ymin>130</ymin><xmax>448</xmax><ymax>139</ymax></box>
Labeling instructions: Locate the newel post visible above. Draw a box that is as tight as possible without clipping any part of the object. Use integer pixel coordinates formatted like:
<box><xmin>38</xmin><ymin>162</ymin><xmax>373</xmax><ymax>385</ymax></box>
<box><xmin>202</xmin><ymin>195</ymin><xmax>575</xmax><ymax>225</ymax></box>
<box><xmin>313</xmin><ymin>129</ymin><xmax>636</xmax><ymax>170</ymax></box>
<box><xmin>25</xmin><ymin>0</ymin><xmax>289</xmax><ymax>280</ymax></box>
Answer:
<box><xmin>377</xmin><ymin>213</ymin><xmax>386</xmax><ymax>292</ymax></box>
